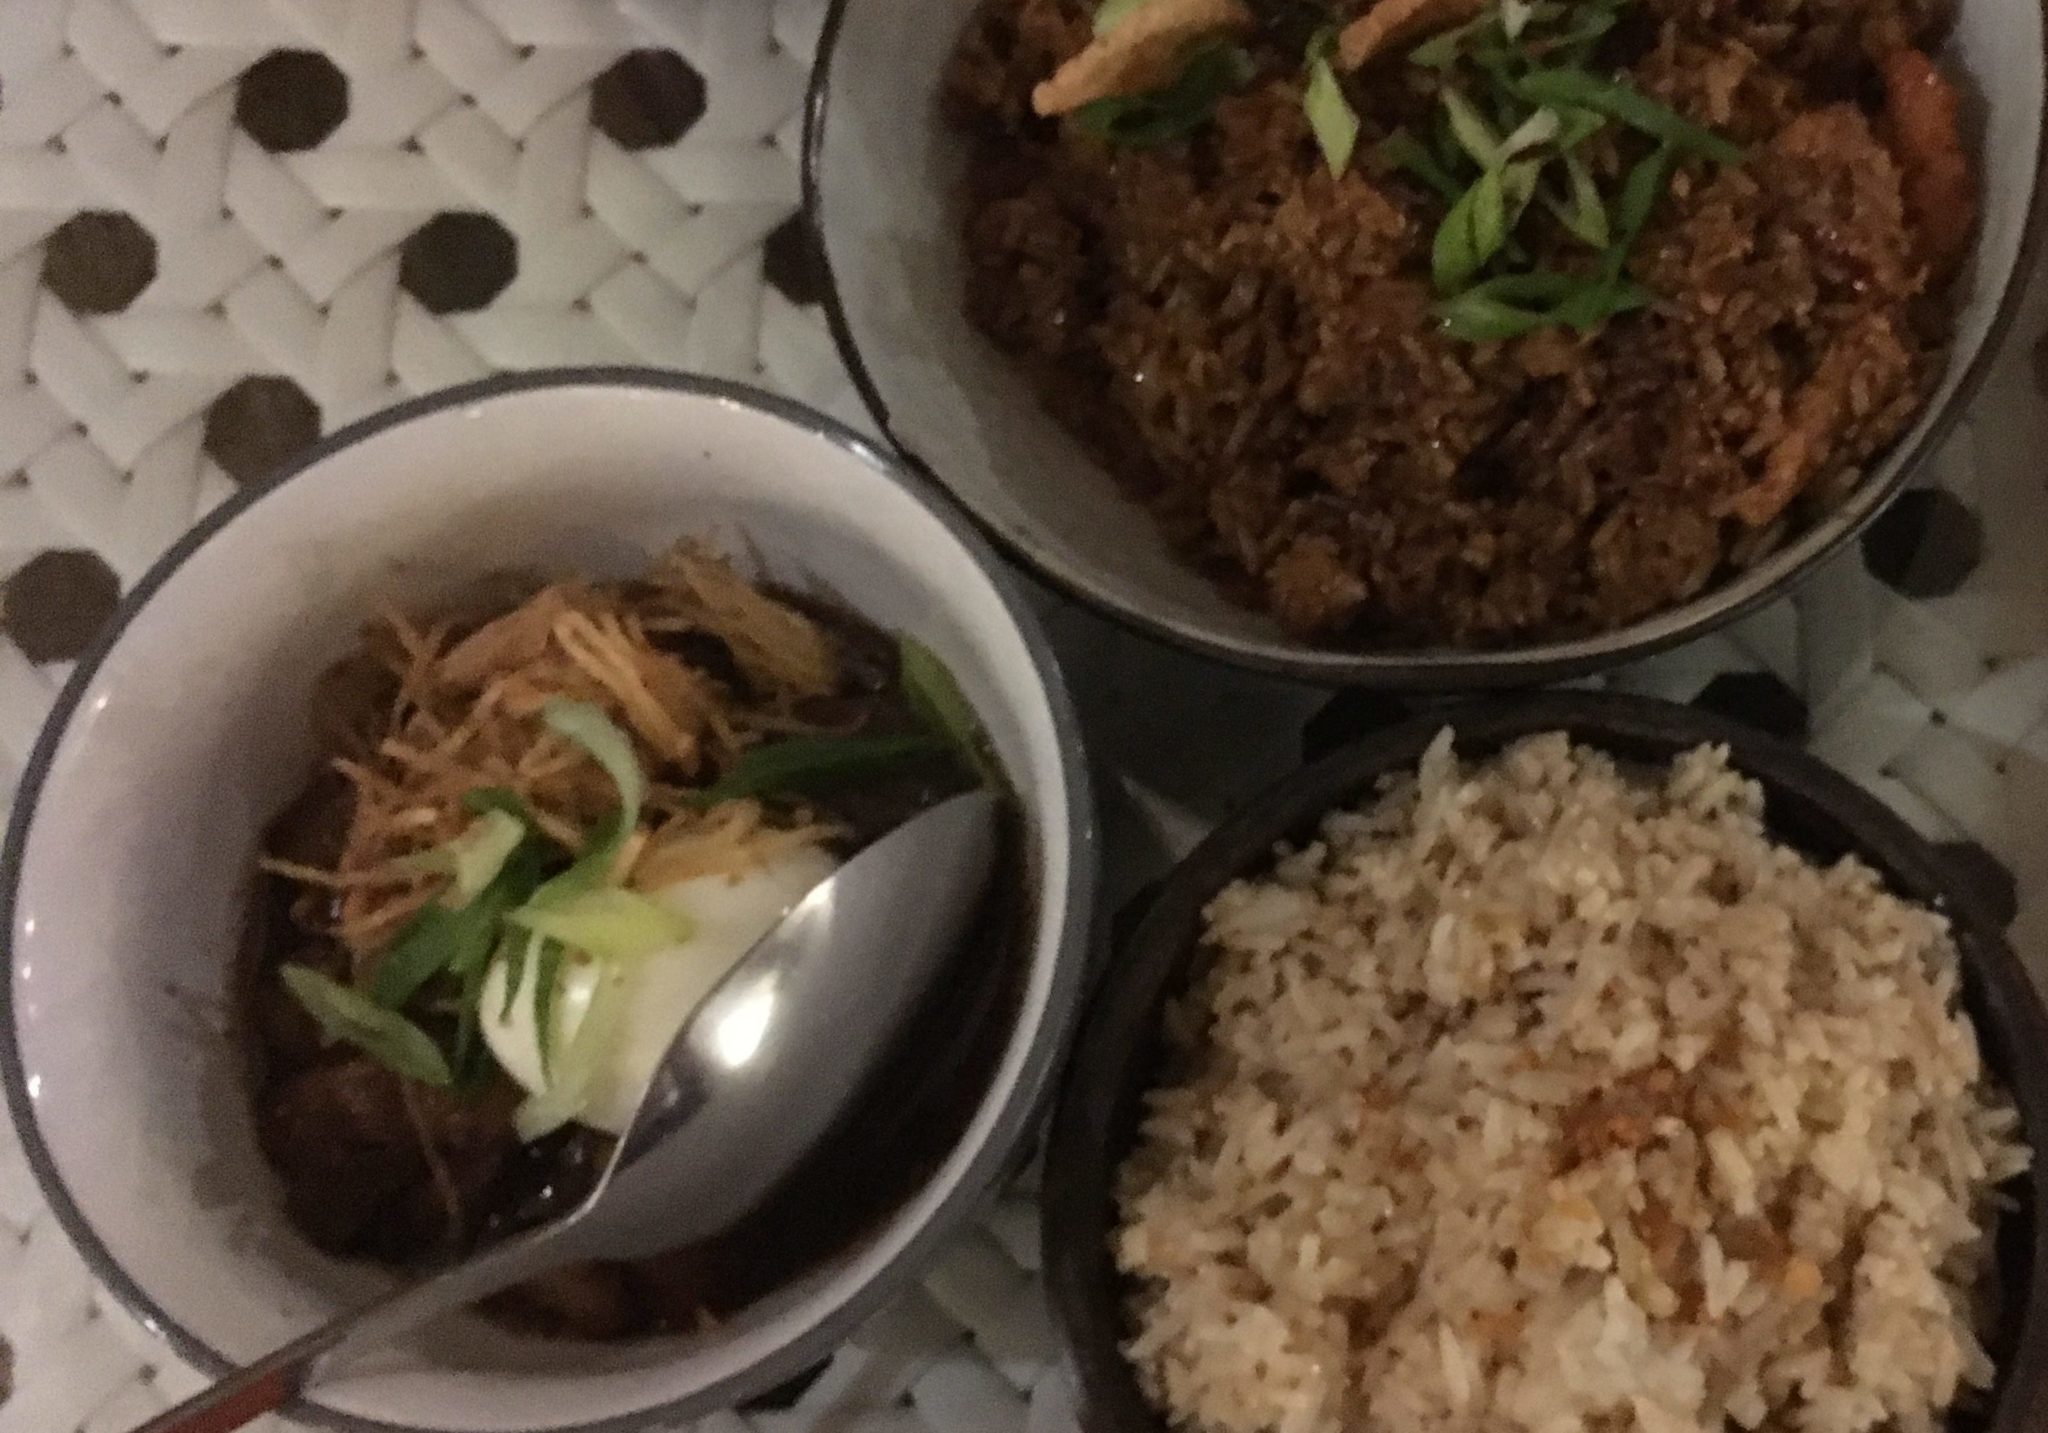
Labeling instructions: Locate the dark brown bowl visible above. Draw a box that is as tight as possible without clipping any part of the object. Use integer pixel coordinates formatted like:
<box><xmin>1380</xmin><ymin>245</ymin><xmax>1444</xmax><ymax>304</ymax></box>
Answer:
<box><xmin>1043</xmin><ymin>691</ymin><xmax>2048</xmax><ymax>1433</ymax></box>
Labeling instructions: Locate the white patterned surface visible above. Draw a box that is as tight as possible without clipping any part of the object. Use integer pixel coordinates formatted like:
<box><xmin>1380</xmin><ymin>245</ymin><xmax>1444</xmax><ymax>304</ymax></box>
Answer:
<box><xmin>1</xmin><ymin>1</ymin><xmax>2044</xmax><ymax>1430</ymax></box>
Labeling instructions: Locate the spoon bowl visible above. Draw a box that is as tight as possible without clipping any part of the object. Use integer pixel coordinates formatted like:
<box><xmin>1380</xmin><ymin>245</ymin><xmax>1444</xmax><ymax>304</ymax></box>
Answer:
<box><xmin>131</xmin><ymin>789</ymin><xmax>1002</xmax><ymax>1433</ymax></box>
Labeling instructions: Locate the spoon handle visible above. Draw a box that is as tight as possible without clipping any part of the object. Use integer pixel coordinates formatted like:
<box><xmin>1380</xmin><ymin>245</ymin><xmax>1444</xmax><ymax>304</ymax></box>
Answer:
<box><xmin>130</xmin><ymin>1227</ymin><xmax>564</xmax><ymax>1433</ymax></box>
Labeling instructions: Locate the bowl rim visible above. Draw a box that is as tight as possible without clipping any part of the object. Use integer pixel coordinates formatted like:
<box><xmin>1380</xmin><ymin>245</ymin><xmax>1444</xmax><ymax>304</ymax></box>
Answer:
<box><xmin>801</xmin><ymin>3</ymin><xmax>2048</xmax><ymax>690</ymax></box>
<box><xmin>0</xmin><ymin>366</ymin><xmax>1100</xmax><ymax>1433</ymax></box>
<box><xmin>1039</xmin><ymin>690</ymin><xmax>2048</xmax><ymax>1432</ymax></box>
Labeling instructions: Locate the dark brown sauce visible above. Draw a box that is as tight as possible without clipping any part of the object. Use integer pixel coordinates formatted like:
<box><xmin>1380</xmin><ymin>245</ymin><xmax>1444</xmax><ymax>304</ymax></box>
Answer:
<box><xmin>236</xmin><ymin>595</ymin><xmax>1033</xmax><ymax>1340</ymax></box>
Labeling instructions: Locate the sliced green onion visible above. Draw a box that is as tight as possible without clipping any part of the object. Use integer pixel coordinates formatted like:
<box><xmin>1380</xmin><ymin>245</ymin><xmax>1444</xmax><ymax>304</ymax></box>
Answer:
<box><xmin>1378</xmin><ymin>129</ymin><xmax>1465</xmax><ymax>202</ymax></box>
<box><xmin>504</xmin><ymin>888</ymin><xmax>694</xmax><ymax>963</ymax></box>
<box><xmin>1433</xmin><ymin>165</ymin><xmax>1508</xmax><ymax>292</ymax></box>
<box><xmin>698</xmin><ymin>732</ymin><xmax>946</xmax><ymax>805</ymax></box>
<box><xmin>1501</xmin><ymin>0</ymin><xmax>1536</xmax><ymax>39</ymax></box>
<box><xmin>282</xmin><ymin>965</ymin><xmax>453</xmax><ymax>1087</ymax></box>
<box><xmin>531</xmin><ymin>700</ymin><xmax>645</xmax><ymax>901</ymax></box>
<box><xmin>462</xmin><ymin>786</ymin><xmax>536</xmax><ymax>822</ymax></box>
<box><xmin>1410</xmin><ymin>12</ymin><xmax>1492</xmax><ymax>67</ymax></box>
<box><xmin>1502</xmin><ymin>156</ymin><xmax>1543</xmax><ymax>227</ymax></box>
<box><xmin>512</xmin><ymin>957</ymin><xmax>629</xmax><ymax>1141</ymax></box>
<box><xmin>1304</xmin><ymin>55</ymin><xmax>1359</xmax><ymax>175</ymax></box>
<box><xmin>529</xmin><ymin>941</ymin><xmax>565</xmax><ymax>1078</ymax></box>
<box><xmin>1071</xmin><ymin>40</ymin><xmax>1255</xmax><ymax>147</ymax></box>
<box><xmin>1542</xmin><ymin>5</ymin><xmax>1620</xmax><ymax>63</ymax></box>
<box><xmin>1441</xmin><ymin>87</ymin><xmax>1504</xmax><ymax>167</ymax></box>
<box><xmin>1547</xmin><ymin>150</ymin><xmax>1611</xmax><ymax>247</ymax></box>
<box><xmin>543</xmin><ymin>700</ymin><xmax>644</xmax><ymax>836</ymax></box>
<box><xmin>1094</xmin><ymin>0</ymin><xmax>1149</xmax><ymax>32</ymax></box>
<box><xmin>1438</xmin><ymin>290</ymin><xmax>1550</xmax><ymax>341</ymax></box>
<box><xmin>1516</xmin><ymin>69</ymin><xmax>1743</xmax><ymax>164</ymax></box>
<box><xmin>395</xmin><ymin>808</ymin><xmax>526</xmax><ymax>905</ymax></box>
<box><xmin>1549</xmin><ymin>275</ymin><xmax>1651</xmax><ymax>328</ymax></box>
<box><xmin>500</xmin><ymin>928</ymin><xmax>539</xmax><ymax>1021</ymax></box>
<box><xmin>371</xmin><ymin>843</ymin><xmax>545</xmax><ymax>1009</ymax></box>
<box><xmin>1553</xmin><ymin>104</ymin><xmax>1605</xmax><ymax>149</ymax></box>
<box><xmin>1499</xmin><ymin>106</ymin><xmax>1561</xmax><ymax>159</ymax></box>
<box><xmin>1612</xmin><ymin>138</ymin><xmax>1676</xmax><ymax>248</ymax></box>
<box><xmin>899</xmin><ymin>636</ymin><xmax>999</xmax><ymax>783</ymax></box>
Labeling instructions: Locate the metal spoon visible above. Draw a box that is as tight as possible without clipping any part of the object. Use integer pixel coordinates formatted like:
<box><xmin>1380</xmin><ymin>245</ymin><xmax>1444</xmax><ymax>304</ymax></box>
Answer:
<box><xmin>135</xmin><ymin>789</ymin><xmax>1001</xmax><ymax>1433</ymax></box>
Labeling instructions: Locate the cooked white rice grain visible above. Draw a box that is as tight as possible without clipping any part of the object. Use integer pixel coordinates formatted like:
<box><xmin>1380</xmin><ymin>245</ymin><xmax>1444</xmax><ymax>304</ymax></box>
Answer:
<box><xmin>1115</xmin><ymin>731</ymin><xmax>2026</xmax><ymax>1433</ymax></box>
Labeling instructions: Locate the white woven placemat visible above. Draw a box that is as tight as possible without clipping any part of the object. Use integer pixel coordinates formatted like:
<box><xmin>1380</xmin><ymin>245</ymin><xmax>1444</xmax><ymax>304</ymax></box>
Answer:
<box><xmin>1</xmin><ymin>2</ymin><xmax>2044</xmax><ymax>1429</ymax></box>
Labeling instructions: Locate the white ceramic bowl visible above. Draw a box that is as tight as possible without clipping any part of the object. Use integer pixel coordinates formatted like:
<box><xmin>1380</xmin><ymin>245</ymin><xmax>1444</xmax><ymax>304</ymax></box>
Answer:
<box><xmin>804</xmin><ymin>0</ymin><xmax>2048</xmax><ymax>687</ymax></box>
<box><xmin>0</xmin><ymin>371</ymin><xmax>1096</xmax><ymax>1433</ymax></box>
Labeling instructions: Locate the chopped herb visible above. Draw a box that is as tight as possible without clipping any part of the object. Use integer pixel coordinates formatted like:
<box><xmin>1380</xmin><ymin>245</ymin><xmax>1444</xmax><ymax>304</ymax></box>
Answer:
<box><xmin>1441</xmin><ymin>87</ymin><xmax>1505</xmax><ymax>167</ymax></box>
<box><xmin>1610</xmin><ymin>138</ymin><xmax>1676</xmax><ymax>257</ymax></box>
<box><xmin>395</xmin><ymin>808</ymin><xmax>526</xmax><ymax>905</ymax></box>
<box><xmin>1515</xmin><ymin>68</ymin><xmax>1744</xmax><ymax>164</ymax></box>
<box><xmin>1435</xmin><ymin>268</ymin><xmax>1645</xmax><ymax>339</ymax></box>
<box><xmin>530</xmin><ymin>941</ymin><xmax>565</xmax><ymax>1077</ymax></box>
<box><xmin>504</xmin><ymin>888</ymin><xmax>694</xmax><ymax>964</ymax></box>
<box><xmin>1547</xmin><ymin>150</ymin><xmax>1611</xmax><ymax>247</ymax></box>
<box><xmin>1553</xmin><ymin>104</ymin><xmax>1605</xmax><ymax>148</ymax></box>
<box><xmin>698</xmin><ymin>732</ymin><xmax>946</xmax><ymax>805</ymax></box>
<box><xmin>1379</xmin><ymin>129</ymin><xmax>1464</xmax><ymax>200</ymax></box>
<box><xmin>1303</xmin><ymin>50</ymin><xmax>1359</xmax><ymax>175</ymax></box>
<box><xmin>1499</xmin><ymin>107</ymin><xmax>1561</xmax><ymax>159</ymax></box>
<box><xmin>898</xmin><ymin>636</ymin><xmax>1000</xmax><ymax>783</ymax></box>
<box><xmin>282</xmin><ymin>965</ymin><xmax>454</xmax><ymax>1087</ymax></box>
<box><xmin>1549</xmin><ymin>275</ymin><xmax>1651</xmax><ymax>328</ymax></box>
<box><xmin>1394</xmin><ymin>0</ymin><xmax>1737</xmax><ymax>339</ymax></box>
<box><xmin>500</xmin><ymin>929</ymin><xmax>537</xmax><ymax>1021</ymax></box>
<box><xmin>1410</xmin><ymin>12</ymin><xmax>1494</xmax><ymax>67</ymax></box>
<box><xmin>1071</xmin><ymin>39</ymin><xmax>1255</xmax><ymax>146</ymax></box>
<box><xmin>372</xmin><ymin>842</ymin><xmax>546</xmax><ymax>1009</ymax></box>
<box><xmin>1433</xmin><ymin>165</ymin><xmax>1509</xmax><ymax>292</ymax></box>
<box><xmin>530</xmin><ymin>700</ymin><xmax>644</xmax><ymax>901</ymax></box>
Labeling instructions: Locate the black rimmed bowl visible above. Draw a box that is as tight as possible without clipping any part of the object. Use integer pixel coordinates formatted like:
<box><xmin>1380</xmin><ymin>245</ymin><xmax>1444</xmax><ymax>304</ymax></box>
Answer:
<box><xmin>803</xmin><ymin>0</ymin><xmax>2048</xmax><ymax>689</ymax></box>
<box><xmin>0</xmin><ymin>369</ymin><xmax>1098</xmax><ymax>1433</ymax></box>
<box><xmin>1042</xmin><ymin>691</ymin><xmax>2048</xmax><ymax>1431</ymax></box>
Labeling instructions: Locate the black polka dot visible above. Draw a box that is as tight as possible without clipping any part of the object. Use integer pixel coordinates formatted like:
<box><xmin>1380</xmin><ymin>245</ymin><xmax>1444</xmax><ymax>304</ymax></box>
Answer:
<box><xmin>762</xmin><ymin>213</ymin><xmax>828</xmax><ymax>307</ymax></box>
<box><xmin>1860</xmin><ymin>489</ymin><xmax>1982</xmax><ymax>598</ymax></box>
<box><xmin>1691</xmin><ymin>671</ymin><xmax>1809</xmax><ymax>741</ymax></box>
<box><xmin>590</xmin><ymin>50</ymin><xmax>706</xmax><ymax>150</ymax></box>
<box><xmin>1933</xmin><ymin>839</ymin><xmax>2019</xmax><ymax>929</ymax></box>
<box><xmin>203</xmin><ymin>376</ymin><xmax>322</xmax><ymax>484</ymax></box>
<box><xmin>1302</xmin><ymin>691</ymin><xmax>1413</xmax><ymax>762</ymax></box>
<box><xmin>737</xmin><ymin>1358</ymin><xmax>831</xmax><ymax>1412</ymax></box>
<box><xmin>41</xmin><ymin>211</ymin><xmax>156</xmax><ymax>313</ymax></box>
<box><xmin>235</xmin><ymin>51</ymin><xmax>349</xmax><ymax>151</ymax></box>
<box><xmin>399</xmin><ymin>213</ymin><xmax>517</xmax><ymax>314</ymax></box>
<box><xmin>2</xmin><ymin>550</ymin><xmax>121</xmax><ymax>663</ymax></box>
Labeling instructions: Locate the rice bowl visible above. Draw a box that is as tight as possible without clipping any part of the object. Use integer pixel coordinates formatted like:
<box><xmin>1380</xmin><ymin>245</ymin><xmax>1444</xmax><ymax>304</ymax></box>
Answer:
<box><xmin>1043</xmin><ymin>695</ymin><xmax>2048</xmax><ymax>1433</ymax></box>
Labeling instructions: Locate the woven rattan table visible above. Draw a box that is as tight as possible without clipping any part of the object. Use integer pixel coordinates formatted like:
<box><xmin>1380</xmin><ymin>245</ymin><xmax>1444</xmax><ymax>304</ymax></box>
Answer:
<box><xmin>2</xmin><ymin>2</ymin><xmax>2044</xmax><ymax>1429</ymax></box>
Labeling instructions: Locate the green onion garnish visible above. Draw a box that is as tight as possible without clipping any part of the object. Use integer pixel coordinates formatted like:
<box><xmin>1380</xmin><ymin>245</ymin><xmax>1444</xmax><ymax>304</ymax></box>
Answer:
<box><xmin>282</xmin><ymin>965</ymin><xmax>455</xmax><ymax>1087</ymax></box>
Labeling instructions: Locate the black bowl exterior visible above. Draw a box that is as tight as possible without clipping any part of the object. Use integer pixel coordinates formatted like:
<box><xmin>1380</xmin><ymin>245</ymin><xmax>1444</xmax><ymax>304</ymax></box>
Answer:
<box><xmin>1042</xmin><ymin>691</ymin><xmax>2048</xmax><ymax>1433</ymax></box>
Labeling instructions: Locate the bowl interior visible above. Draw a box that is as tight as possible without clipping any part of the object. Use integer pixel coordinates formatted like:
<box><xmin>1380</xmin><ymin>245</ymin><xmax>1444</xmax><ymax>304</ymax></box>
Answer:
<box><xmin>1042</xmin><ymin>693</ymin><xmax>2048</xmax><ymax>1432</ymax></box>
<box><xmin>807</xmin><ymin>0</ymin><xmax>2046</xmax><ymax>684</ymax></box>
<box><xmin>3</xmin><ymin>375</ymin><xmax>1089</xmax><ymax>1433</ymax></box>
